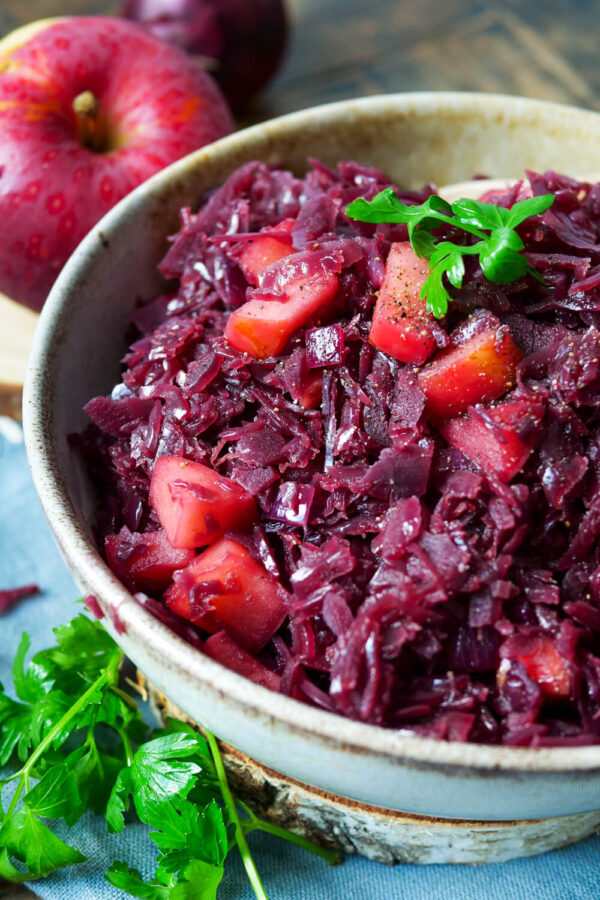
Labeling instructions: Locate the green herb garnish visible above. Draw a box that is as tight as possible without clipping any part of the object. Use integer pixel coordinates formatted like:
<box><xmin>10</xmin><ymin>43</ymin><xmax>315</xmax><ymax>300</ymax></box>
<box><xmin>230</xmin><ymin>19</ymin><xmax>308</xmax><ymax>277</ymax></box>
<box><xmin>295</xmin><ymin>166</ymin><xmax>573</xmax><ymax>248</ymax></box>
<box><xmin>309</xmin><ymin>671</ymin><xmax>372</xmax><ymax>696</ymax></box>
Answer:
<box><xmin>346</xmin><ymin>190</ymin><xmax>554</xmax><ymax>317</ymax></box>
<box><xmin>0</xmin><ymin>612</ymin><xmax>338</xmax><ymax>898</ymax></box>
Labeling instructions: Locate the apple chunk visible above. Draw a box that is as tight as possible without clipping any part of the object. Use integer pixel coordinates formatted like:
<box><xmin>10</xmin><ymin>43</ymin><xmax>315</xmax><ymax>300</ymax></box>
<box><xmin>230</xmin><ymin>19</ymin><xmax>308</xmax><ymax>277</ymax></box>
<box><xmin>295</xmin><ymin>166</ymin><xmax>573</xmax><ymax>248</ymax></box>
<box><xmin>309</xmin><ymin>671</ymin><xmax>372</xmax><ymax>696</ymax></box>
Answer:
<box><xmin>204</xmin><ymin>632</ymin><xmax>281</xmax><ymax>690</ymax></box>
<box><xmin>104</xmin><ymin>526</ymin><xmax>195</xmax><ymax>592</ymax></box>
<box><xmin>440</xmin><ymin>396</ymin><xmax>544</xmax><ymax>483</ymax></box>
<box><xmin>150</xmin><ymin>456</ymin><xmax>258</xmax><ymax>549</ymax></box>
<box><xmin>165</xmin><ymin>538</ymin><xmax>287</xmax><ymax>653</ymax></box>
<box><xmin>417</xmin><ymin>322</ymin><xmax>523</xmax><ymax>420</ymax></box>
<box><xmin>369</xmin><ymin>241</ymin><xmax>437</xmax><ymax>364</ymax></box>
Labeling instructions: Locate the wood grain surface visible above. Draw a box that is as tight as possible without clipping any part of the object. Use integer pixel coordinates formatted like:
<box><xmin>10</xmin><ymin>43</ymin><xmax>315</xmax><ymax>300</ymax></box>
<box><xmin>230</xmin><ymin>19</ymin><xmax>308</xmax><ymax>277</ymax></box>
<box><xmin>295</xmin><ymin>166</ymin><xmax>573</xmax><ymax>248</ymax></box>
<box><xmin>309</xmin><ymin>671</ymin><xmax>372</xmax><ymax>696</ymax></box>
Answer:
<box><xmin>0</xmin><ymin>0</ymin><xmax>598</xmax><ymax>894</ymax></box>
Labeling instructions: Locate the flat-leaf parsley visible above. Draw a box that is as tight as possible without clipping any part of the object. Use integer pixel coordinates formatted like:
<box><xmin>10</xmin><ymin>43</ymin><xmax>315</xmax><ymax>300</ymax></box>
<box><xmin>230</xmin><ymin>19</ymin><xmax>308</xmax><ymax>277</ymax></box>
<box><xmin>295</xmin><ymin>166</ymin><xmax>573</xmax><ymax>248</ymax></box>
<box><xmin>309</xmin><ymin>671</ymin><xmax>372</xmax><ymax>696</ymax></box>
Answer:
<box><xmin>346</xmin><ymin>189</ymin><xmax>554</xmax><ymax>317</ymax></box>
<box><xmin>0</xmin><ymin>612</ymin><xmax>338</xmax><ymax>898</ymax></box>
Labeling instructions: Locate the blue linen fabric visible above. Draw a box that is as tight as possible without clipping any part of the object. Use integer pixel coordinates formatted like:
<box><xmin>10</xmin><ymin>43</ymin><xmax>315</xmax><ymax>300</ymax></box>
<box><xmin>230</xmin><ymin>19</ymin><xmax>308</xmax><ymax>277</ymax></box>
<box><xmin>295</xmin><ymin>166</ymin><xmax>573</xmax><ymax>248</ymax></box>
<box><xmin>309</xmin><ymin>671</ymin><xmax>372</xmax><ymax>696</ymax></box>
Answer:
<box><xmin>1</xmin><ymin>419</ymin><xmax>599</xmax><ymax>900</ymax></box>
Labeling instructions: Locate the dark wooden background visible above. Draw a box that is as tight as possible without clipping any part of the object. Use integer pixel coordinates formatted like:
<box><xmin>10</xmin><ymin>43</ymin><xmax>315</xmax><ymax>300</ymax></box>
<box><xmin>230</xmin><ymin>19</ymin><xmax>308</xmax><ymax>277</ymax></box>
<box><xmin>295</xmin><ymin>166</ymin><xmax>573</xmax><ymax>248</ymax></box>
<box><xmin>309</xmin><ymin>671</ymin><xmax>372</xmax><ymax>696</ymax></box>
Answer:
<box><xmin>0</xmin><ymin>0</ymin><xmax>597</xmax><ymax>896</ymax></box>
<box><xmin>2</xmin><ymin>1</ymin><xmax>600</xmax><ymax>123</ymax></box>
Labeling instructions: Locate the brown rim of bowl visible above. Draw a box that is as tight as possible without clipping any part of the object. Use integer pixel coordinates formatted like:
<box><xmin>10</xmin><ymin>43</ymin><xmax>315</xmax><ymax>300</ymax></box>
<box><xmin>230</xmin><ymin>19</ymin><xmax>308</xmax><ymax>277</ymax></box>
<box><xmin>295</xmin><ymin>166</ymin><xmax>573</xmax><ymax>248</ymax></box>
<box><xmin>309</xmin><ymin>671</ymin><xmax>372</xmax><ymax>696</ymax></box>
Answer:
<box><xmin>23</xmin><ymin>91</ymin><xmax>600</xmax><ymax>779</ymax></box>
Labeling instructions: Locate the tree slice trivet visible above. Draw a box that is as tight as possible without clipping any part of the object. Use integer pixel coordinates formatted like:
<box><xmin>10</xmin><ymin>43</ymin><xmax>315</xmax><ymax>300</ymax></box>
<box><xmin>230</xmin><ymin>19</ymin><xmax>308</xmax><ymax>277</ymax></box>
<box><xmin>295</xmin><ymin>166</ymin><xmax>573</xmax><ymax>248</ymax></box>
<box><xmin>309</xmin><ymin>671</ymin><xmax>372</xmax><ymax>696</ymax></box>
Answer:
<box><xmin>139</xmin><ymin>672</ymin><xmax>600</xmax><ymax>865</ymax></box>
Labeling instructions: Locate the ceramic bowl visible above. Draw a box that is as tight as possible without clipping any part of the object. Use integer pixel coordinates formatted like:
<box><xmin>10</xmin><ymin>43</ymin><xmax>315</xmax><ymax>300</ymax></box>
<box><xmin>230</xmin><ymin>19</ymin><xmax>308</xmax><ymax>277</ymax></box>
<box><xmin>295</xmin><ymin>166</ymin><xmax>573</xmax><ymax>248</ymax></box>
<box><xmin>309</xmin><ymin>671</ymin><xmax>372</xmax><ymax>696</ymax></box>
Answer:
<box><xmin>23</xmin><ymin>92</ymin><xmax>600</xmax><ymax>830</ymax></box>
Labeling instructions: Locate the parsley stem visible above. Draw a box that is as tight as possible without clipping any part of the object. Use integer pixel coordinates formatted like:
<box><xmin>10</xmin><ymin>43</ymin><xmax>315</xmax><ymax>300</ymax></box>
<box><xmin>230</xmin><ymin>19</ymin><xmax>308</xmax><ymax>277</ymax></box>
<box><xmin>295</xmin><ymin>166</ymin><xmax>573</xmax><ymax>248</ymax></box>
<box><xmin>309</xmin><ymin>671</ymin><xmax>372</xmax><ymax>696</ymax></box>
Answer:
<box><xmin>237</xmin><ymin>799</ymin><xmax>339</xmax><ymax>864</ymax></box>
<box><xmin>2</xmin><ymin>780</ymin><xmax>25</xmax><ymax>825</ymax></box>
<box><xmin>2</xmin><ymin>669</ymin><xmax>110</xmax><ymax>825</ymax></box>
<box><xmin>86</xmin><ymin>714</ymin><xmax>105</xmax><ymax>782</ymax></box>
<box><xmin>24</xmin><ymin>670</ymin><xmax>109</xmax><ymax>776</ymax></box>
<box><xmin>116</xmin><ymin>726</ymin><xmax>134</xmax><ymax>767</ymax></box>
<box><xmin>205</xmin><ymin>730</ymin><xmax>269</xmax><ymax>900</ymax></box>
<box><xmin>10</xmin><ymin>670</ymin><xmax>109</xmax><ymax>787</ymax></box>
<box><xmin>237</xmin><ymin>799</ymin><xmax>258</xmax><ymax>822</ymax></box>
<box><xmin>423</xmin><ymin>213</ymin><xmax>486</xmax><ymax>240</ymax></box>
<box><xmin>110</xmin><ymin>686</ymin><xmax>139</xmax><ymax>712</ymax></box>
<box><xmin>248</xmin><ymin>818</ymin><xmax>341</xmax><ymax>865</ymax></box>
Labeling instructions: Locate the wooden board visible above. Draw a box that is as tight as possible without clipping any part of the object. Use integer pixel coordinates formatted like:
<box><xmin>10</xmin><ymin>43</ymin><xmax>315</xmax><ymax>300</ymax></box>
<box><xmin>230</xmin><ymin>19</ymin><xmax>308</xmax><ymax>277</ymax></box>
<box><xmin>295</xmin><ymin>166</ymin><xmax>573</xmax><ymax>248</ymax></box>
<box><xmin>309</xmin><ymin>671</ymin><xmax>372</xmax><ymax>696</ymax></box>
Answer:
<box><xmin>0</xmin><ymin>295</ymin><xmax>38</xmax><ymax>418</ymax></box>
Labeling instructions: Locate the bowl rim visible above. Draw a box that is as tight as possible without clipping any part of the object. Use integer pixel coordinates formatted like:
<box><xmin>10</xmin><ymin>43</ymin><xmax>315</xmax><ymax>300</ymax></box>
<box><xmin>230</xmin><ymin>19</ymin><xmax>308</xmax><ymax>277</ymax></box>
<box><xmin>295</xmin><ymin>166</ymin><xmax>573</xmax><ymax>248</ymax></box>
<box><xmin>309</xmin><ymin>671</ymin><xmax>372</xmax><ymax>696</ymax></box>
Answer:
<box><xmin>23</xmin><ymin>90</ymin><xmax>600</xmax><ymax>778</ymax></box>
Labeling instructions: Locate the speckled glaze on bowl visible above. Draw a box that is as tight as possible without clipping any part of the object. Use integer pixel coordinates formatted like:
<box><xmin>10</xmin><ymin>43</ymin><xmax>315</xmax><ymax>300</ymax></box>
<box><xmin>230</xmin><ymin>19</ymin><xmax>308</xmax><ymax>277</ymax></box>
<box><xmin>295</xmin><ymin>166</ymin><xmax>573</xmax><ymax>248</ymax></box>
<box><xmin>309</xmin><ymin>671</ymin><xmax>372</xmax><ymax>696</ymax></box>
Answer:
<box><xmin>23</xmin><ymin>93</ymin><xmax>600</xmax><ymax>832</ymax></box>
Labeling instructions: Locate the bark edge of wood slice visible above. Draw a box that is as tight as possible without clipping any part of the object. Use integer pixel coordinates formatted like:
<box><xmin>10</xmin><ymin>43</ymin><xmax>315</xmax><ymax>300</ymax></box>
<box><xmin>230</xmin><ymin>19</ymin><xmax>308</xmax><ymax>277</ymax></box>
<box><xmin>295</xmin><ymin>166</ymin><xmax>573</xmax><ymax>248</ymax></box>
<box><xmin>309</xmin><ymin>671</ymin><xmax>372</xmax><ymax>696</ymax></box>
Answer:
<box><xmin>139</xmin><ymin>672</ymin><xmax>600</xmax><ymax>865</ymax></box>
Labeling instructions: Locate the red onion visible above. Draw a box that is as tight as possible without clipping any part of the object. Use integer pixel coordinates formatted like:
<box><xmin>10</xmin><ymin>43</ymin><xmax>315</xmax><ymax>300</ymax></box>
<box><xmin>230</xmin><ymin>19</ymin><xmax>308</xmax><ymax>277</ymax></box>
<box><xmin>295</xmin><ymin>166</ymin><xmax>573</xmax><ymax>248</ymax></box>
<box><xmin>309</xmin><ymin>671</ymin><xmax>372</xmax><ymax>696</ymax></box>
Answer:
<box><xmin>122</xmin><ymin>0</ymin><xmax>288</xmax><ymax>111</ymax></box>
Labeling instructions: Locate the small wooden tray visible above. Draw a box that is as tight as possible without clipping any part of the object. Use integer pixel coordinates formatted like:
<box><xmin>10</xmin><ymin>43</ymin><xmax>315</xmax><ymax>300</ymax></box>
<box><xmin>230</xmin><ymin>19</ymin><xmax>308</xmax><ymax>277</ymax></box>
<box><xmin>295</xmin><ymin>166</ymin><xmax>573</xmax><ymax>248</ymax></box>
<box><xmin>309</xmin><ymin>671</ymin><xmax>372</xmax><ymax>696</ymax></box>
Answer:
<box><xmin>0</xmin><ymin>294</ymin><xmax>38</xmax><ymax>418</ymax></box>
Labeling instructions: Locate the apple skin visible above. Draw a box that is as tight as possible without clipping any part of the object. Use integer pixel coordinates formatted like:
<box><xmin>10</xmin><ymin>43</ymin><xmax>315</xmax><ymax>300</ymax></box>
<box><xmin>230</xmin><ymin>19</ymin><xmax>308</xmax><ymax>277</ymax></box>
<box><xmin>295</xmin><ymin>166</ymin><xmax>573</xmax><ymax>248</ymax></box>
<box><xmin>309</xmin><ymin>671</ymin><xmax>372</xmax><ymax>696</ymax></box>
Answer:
<box><xmin>0</xmin><ymin>16</ymin><xmax>234</xmax><ymax>311</ymax></box>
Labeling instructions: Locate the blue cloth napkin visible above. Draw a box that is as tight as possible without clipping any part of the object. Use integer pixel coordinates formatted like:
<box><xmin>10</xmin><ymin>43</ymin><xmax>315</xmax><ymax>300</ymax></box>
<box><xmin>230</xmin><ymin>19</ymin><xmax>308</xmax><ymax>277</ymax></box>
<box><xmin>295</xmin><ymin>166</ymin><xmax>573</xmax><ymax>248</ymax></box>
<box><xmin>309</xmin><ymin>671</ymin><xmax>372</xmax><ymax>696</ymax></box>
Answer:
<box><xmin>1</xmin><ymin>419</ymin><xmax>599</xmax><ymax>899</ymax></box>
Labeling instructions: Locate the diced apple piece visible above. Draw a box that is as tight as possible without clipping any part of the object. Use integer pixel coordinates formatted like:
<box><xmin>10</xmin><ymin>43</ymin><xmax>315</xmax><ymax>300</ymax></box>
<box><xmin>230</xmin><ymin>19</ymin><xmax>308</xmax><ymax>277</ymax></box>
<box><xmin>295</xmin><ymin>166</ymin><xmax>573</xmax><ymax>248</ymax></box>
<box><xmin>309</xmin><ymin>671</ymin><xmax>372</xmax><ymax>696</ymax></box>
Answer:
<box><xmin>104</xmin><ymin>526</ymin><xmax>195</xmax><ymax>593</ymax></box>
<box><xmin>517</xmin><ymin>638</ymin><xmax>571</xmax><ymax>699</ymax></box>
<box><xmin>165</xmin><ymin>538</ymin><xmax>287</xmax><ymax>653</ymax></box>
<box><xmin>225</xmin><ymin>270</ymin><xmax>339</xmax><ymax>359</ymax></box>
<box><xmin>150</xmin><ymin>456</ymin><xmax>257</xmax><ymax>550</ymax></box>
<box><xmin>238</xmin><ymin>219</ymin><xmax>295</xmax><ymax>285</ymax></box>
<box><xmin>440</xmin><ymin>396</ymin><xmax>544</xmax><ymax>482</ymax></box>
<box><xmin>418</xmin><ymin>323</ymin><xmax>523</xmax><ymax>420</ymax></box>
<box><xmin>240</xmin><ymin>236</ymin><xmax>293</xmax><ymax>285</ymax></box>
<box><xmin>369</xmin><ymin>241</ymin><xmax>437</xmax><ymax>364</ymax></box>
<box><xmin>204</xmin><ymin>631</ymin><xmax>281</xmax><ymax>690</ymax></box>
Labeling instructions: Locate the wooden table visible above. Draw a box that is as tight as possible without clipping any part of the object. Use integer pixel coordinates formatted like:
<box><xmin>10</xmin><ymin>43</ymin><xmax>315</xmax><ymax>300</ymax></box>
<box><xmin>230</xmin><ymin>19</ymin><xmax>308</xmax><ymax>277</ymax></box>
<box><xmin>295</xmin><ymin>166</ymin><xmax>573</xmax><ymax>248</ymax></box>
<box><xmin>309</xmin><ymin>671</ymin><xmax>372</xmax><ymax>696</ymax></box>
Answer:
<box><xmin>3</xmin><ymin>1</ymin><xmax>600</xmax><ymax>119</ymax></box>
<box><xmin>0</xmin><ymin>0</ymin><xmax>597</xmax><ymax>894</ymax></box>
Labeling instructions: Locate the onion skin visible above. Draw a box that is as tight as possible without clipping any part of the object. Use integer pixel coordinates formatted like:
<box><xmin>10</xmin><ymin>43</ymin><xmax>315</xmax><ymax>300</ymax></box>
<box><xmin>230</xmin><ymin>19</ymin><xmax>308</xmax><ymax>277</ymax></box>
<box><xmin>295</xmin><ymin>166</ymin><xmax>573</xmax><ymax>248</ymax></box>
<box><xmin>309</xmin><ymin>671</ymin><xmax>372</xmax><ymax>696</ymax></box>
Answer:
<box><xmin>122</xmin><ymin>0</ymin><xmax>289</xmax><ymax>112</ymax></box>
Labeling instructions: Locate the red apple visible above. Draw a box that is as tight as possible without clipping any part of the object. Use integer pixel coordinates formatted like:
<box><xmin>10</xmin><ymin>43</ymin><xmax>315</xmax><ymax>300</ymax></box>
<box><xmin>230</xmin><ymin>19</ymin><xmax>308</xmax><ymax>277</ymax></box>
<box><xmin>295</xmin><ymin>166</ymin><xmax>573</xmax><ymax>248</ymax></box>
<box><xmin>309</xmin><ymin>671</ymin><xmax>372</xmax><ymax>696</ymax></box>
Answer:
<box><xmin>0</xmin><ymin>16</ymin><xmax>234</xmax><ymax>311</ymax></box>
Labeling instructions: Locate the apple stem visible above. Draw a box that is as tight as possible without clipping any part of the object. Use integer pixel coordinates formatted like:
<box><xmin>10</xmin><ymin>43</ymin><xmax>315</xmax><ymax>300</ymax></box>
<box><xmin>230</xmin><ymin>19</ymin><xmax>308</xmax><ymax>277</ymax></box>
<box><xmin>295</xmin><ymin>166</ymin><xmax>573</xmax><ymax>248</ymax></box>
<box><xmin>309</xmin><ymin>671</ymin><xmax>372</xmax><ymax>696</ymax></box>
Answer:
<box><xmin>73</xmin><ymin>90</ymin><xmax>104</xmax><ymax>152</ymax></box>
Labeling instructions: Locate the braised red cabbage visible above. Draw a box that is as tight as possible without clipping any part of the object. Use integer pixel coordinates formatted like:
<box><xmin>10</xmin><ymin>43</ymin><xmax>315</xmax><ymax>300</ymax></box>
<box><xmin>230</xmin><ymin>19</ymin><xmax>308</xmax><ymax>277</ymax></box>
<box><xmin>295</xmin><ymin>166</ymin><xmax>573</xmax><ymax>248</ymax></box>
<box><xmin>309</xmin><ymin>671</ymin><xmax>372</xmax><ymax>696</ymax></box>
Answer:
<box><xmin>0</xmin><ymin>584</ymin><xmax>40</xmax><ymax>615</ymax></box>
<box><xmin>81</xmin><ymin>161</ymin><xmax>600</xmax><ymax>746</ymax></box>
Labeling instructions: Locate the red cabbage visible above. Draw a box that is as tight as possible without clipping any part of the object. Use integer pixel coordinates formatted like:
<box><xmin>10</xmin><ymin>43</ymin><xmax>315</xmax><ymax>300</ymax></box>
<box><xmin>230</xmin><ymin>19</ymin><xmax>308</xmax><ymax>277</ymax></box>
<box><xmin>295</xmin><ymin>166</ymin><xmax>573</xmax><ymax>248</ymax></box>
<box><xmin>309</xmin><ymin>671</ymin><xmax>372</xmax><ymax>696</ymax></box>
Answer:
<box><xmin>79</xmin><ymin>161</ymin><xmax>600</xmax><ymax>745</ymax></box>
<box><xmin>305</xmin><ymin>325</ymin><xmax>345</xmax><ymax>368</ymax></box>
<box><xmin>269</xmin><ymin>482</ymin><xmax>315</xmax><ymax>527</ymax></box>
<box><xmin>0</xmin><ymin>584</ymin><xmax>40</xmax><ymax>615</ymax></box>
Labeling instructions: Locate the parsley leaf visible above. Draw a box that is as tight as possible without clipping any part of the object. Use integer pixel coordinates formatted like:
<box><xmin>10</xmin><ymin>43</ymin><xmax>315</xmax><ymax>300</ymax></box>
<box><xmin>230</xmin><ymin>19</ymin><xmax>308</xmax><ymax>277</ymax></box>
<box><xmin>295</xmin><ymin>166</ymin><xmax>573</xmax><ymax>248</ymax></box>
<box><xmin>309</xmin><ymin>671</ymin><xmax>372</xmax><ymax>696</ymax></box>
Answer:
<box><xmin>0</xmin><ymin>612</ymin><xmax>339</xmax><ymax>899</ymax></box>
<box><xmin>346</xmin><ymin>188</ymin><xmax>554</xmax><ymax>317</ymax></box>
<box><xmin>106</xmin><ymin>858</ymin><xmax>224</xmax><ymax>900</ymax></box>
<box><xmin>504</xmin><ymin>194</ymin><xmax>557</xmax><ymax>228</ymax></box>
<box><xmin>151</xmin><ymin>798</ymin><xmax>229</xmax><ymax>866</ymax></box>
<box><xmin>0</xmin><ymin>806</ymin><xmax>85</xmax><ymax>877</ymax></box>
<box><xmin>23</xmin><ymin>763</ymin><xmax>82</xmax><ymax>825</ymax></box>
<box><xmin>66</xmin><ymin>740</ymin><xmax>125</xmax><ymax>817</ymax></box>
<box><xmin>0</xmin><ymin>847</ymin><xmax>31</xmax><ymax>883</ymax></box>
<box><xmin>478</xmin><ymin>228</ymin><xmax>528</xmax><ymax>283</ymax></box>
<box><xmin>12</xmin><ymin>633</ymin><xmax>49</xmax><ymax>704</ymax></box>
<box><xmin>447</xmin><ymin>197</ymin><xmax>510</xmax><ymax>230</ymax></box>
<box><xmin>107</xmin><ymin>732</ymin><xmax>207</xmax><ymax>833</ymax></box>
<box><xmin>106</xmin><ymin>860</ymin><xmax>172</xmax><ymax>900</ymax></box>
<box><xmin>37</xmin><ymin>614</ymin><xmax>121</xmax><ymax>691</ymax></box>
<box><xmin>346</xmin><ymin>188</ymin><xmax>451</xmax><ymax>225</ymax></box>
<box><xmin>173</xmin><ymin>859</ymin><xmax>225</xmax><ymax>899</ymax></box>
<box><xmin>0</xmin><ymin>615</ymin><xmax>126</xmax><ymax>881</ymax></box>
<box><xmin>0</xmin><ymin>692</ymin><xmax>31</xmax><ymax>766</ymax></box>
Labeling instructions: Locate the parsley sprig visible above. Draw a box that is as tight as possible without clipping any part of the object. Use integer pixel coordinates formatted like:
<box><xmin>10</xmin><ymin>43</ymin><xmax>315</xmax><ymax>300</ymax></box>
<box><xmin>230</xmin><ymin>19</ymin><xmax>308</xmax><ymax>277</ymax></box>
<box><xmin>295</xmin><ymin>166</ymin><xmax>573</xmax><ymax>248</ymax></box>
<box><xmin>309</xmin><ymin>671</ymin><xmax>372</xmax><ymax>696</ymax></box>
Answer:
<box><xmin>0</xmin><ymin>612</ymin><xmax>338</xmax><ymax>898</ymax></box>
<box><xmin>346</xmin><ymin>189</ymin><xmax>554</xmax><ymax>317</ymax></box>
